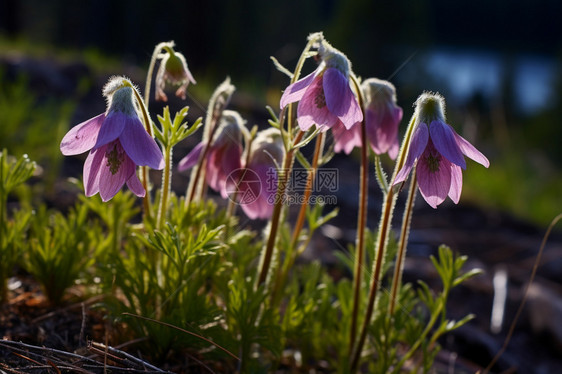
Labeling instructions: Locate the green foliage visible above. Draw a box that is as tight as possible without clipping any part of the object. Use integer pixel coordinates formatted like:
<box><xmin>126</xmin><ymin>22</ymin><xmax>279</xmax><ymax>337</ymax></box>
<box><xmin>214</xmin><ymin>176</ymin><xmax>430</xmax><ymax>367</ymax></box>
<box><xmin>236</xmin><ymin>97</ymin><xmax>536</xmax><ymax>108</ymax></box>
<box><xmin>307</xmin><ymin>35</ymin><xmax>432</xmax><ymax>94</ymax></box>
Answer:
<box><xmin>0</xmin><ymin>150</ymin><xmax>36</xmax><ymax>303</ymax></box>
<box><xmin>465</xmin><ymin>146</ymin><xmax>562</xmax><ymax>226</ymax></box>
<box><xmin>335</xmin><ymin>239</ymin><xmax>479</xmax><ymax>373</ymax></box>
<box><xmin>25</xmin><ymin>202</ymin><xmax>102</xmax><ymax>304</ymax></box>
<box><xmin>0</xmin><ymin>71</ymin><xmax>75</xmax><ymax>184</ymax></box>
<box><xmin>154</xmin><ymin>105</ymin><xmax>202</xmax><ymax>149</ymax></box>
<box><xmin>100</xmin><ymin>198</ymin><xmax>233</xmax><ymax>363</ymax></box>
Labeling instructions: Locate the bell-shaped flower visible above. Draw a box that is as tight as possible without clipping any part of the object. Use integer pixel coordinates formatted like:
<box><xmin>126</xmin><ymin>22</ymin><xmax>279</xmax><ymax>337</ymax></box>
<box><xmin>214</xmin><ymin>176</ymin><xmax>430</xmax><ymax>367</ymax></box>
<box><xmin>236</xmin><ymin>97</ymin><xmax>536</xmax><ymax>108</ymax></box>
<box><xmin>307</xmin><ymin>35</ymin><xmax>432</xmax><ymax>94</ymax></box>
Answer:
<box><xmin>229</xmin><ymin>128</ymin><xmax>284</xmax><ymax>220</ymax></box>
<box><xmin>280</xmin><ymin>39</ymin><xmax>362</xmax><ymax>132</ymax></box>
<box><xmin>332</xmin><ymin>78</ymin><xmax>403</xmax><ymax>158</ymax></box>
<box><xmin>393</xmin><ymin>93</ymin><xmax>489</xmax><ymax>208</ymax></box>
<box><xmin>60</xmin><ymin>77</ymin><xmax>164</xmax><ymax>201</ymax></box>
<box><xmin>178</xmin><ymin>110</ymin><xmax>245</xmax><ymax>198</ymax></box>
<box><xmin>155</xmin><ymin>45</ymin><xmax>196</xmax><ymax>102</ymax></box>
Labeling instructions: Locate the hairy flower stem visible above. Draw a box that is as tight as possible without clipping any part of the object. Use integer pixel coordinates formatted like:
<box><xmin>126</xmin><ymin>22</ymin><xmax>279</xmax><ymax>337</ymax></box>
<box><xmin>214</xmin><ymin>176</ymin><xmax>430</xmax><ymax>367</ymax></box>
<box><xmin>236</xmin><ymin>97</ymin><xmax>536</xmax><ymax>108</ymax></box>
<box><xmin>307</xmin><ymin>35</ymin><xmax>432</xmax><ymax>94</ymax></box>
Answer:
<box><xmin>256</xmin><ymin>34</ymin><xmax>321</xmax><ymax>289</ymax></box>
<box><xmin>142</xmin><ymin>42</ymin><xmax>172</xmax><ymax>221</ymax></box>
<box><xmin>350</xmin><ymin>114</ymin><xmax>418</xmax><ymax>373</ymax></box>
<box><xmin>257</xmin><ymin>130</ymin><xmax>304</xmax><ymax>287</ymax></box>
<box><xmin>156</xmin><ymin>146</ymin><xmax>172</xmax><ymax>229</ymax></box>
<box><xmin>271</xmin><ymin>132</ymin><xmax>324</xmax><ymax>304</ymax></box>
<box><xmin>349</xmin><ymin>74</ymin><xmax>369</xmax><ymax>356</ymax></box>
<box><xmin>290</xmin><ymin>132</ymin><xmax>324</xmax><ymax>246</ymax></box>
<box><xmin>389</xmin><ymin>171</ymin><xmax>417</xmax><ymax>315</ymax></box>
<box><xmin>144</xmin><ymin>42</ymin><xmax>172</xmax><ymax>107</ymax></box>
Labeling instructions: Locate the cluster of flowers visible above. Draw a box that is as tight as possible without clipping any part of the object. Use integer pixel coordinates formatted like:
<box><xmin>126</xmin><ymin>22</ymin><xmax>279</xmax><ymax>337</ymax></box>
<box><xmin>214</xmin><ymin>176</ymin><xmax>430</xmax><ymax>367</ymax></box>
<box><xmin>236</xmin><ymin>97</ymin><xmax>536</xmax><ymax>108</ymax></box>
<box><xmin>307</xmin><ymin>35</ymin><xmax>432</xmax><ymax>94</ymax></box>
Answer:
<box><xmin>60</xmin><ymin>35</ymin><xmax>488</xmax><ymax>215</ymax></box>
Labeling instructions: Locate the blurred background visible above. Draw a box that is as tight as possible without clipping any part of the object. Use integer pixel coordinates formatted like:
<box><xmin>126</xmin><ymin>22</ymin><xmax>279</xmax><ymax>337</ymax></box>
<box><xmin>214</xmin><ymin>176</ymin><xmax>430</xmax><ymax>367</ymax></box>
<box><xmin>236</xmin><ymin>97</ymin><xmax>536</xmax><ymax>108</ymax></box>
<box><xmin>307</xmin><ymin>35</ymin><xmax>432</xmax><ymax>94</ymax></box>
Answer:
<box><xmin>2</xmin><ymin>0</ymin><xmax>562</xmax><ymax>372</ymax></box>
<box><xmin>1</xmin><ymin>0</ymin><xmax>561</xmax><ymax>225</ymax></box>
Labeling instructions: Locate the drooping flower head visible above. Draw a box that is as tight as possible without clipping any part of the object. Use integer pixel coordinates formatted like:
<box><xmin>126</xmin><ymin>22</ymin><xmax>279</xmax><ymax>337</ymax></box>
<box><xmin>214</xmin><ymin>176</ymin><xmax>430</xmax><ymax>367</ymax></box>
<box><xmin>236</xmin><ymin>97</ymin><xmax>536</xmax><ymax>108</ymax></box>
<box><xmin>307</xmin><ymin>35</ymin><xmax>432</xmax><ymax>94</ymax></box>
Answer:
<box><xmin>60</xmin><ymin>76</ymin><xmax>164</xmax><ymax>201</ymax></box>
<box><xmin>280</xmin><ymin>34</ymin><xmax>363</xmax><ymax>132</ymax></box>
<box><xmin>393</xmin><ymin>92</ymin><xmax>489</xmax><ymax>208</ymax></box>
<box><xmin>155</xmin><ymin>43</ymin><xmax>196</xmax><ymax>102</ymax></box>
<box><xmin>177</xmin><ymin>110</ymin><xmax>246</xmax><ymax>198</ymax></box>
<box><xmin>228</xmin><ymin>128</ymin><xmax>284</xmax><ymax>220</ymax></box>
<box><xmin>332</xmin><ymin>78</ymin><xmax>403</xmax><ymax>158</ymax></box>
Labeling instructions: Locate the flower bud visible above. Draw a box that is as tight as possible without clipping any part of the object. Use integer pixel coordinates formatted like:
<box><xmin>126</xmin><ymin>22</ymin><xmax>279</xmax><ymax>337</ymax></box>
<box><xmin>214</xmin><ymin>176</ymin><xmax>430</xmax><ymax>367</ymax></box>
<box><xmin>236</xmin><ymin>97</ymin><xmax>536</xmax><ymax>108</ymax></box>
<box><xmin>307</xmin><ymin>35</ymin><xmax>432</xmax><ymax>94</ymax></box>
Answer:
<box><xmin>155</xmin><ymin>45</ymin><xmax>196</xmax><ymax>102</ymax></box>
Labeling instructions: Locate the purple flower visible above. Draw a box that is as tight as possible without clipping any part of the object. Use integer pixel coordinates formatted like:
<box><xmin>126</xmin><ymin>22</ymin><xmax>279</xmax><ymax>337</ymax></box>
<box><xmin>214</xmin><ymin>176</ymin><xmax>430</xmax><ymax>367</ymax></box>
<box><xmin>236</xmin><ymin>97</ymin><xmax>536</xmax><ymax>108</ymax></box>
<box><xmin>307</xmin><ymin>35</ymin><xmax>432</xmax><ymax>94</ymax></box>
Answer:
<box><xmin>393</xmin><ymin>93</ymin><xmax>489</xmax><ymax>208</ymax></box>
<box><xmin>60</xmin><ymin>79</ymin><xmax>164</xmax><ymax>201</ymax></box>
<box><xmin>178</xmin><ymin>110</ymin><xmax>245</xmax><ymax>198</ymax></box>
<box><xmin>280</xmin><ymin>41</ymin><xmax>363</xmax><ymax>132</ymax></box>
<box><xmin>155</xmin><ymin>45</ymin><xmax>196</xmax><ymax>102</ymax></box>
<box><xmin>332</xmin><ymin>78</ymin><xmax>403</xmax><ymax>158</ymax></box>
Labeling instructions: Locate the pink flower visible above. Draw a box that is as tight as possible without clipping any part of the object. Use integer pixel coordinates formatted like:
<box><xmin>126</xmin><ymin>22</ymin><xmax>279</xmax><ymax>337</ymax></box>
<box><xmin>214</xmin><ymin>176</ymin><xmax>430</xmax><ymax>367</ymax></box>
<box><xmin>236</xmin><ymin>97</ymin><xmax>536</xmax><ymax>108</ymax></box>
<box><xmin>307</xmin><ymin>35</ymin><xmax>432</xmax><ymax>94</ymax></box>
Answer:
<box><xmin>280</xmin><ymin>40</ymin><xmax>362</xmax><ymax>132</ymax></box>
<box><xmin>60</xmin><ymin>79</ymin><xmax>164</xmax><ymax>201</ymax></box>
<box><xmin>178</xmin><ymin>110</ymin><xmax>245</xmax><ymax>197</ymax></box>
<box><xmin>332</xmin><ymin>78</ymin><xmax>403</xmax><ymax>158</ymax></box>
<box><xmin>393</xmin><ymin>93</ymin><xmax>489</xmax><ymax>208</ymax></box>
<box><xmin>331</xmin><ymin>122</ymin><xmax>362</xmax><ymax>154</ymax></box>
<box><xmin>230</xmin><ymin>128</ymin><xmax>284</xmax><ymax>220</ymax></box>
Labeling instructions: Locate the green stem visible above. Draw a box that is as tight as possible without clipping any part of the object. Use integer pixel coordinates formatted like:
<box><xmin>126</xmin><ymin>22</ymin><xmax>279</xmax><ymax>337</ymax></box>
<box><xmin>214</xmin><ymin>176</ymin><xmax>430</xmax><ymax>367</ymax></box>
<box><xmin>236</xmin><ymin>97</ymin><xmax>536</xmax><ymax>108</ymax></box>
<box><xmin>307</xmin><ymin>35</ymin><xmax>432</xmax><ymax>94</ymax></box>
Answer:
<box><xmin>349</xmin><ymin>73</ymin><xmax>369</xmax><ymax>356</ymax></box>
<box><xmin>391</xmin><ymin>298</ymin><xmax>445</xmax><ymax>374</ymax></box>
<box><xmin>350</xmin><ymin>114</ymin><xmax>418</xmax><ymax>373</ymax></box>
<box><xmin>144</xmin><ymin>41</ymin><xmax>172</xmax><ymax>108</ymax></box>
<box><xmin>156</xmin><ymin>145</ymin><xmax>172</xmax><ymax>229</ymax></box>
<box><xmin>388</xmin><ymin>170</ymin><xmax>417</xmax><ymax>315</ymax></box>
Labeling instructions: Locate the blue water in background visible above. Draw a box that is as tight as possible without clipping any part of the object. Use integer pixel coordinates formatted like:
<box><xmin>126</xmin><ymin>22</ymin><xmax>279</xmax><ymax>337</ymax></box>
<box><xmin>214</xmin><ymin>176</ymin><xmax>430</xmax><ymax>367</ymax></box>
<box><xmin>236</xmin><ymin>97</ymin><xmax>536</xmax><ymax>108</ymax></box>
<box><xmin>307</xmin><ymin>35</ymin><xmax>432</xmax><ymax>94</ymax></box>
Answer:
<box><xmin>401</xmin><ymin>48</ymin><xmax>557</xmax><ymax>115</ymax></box>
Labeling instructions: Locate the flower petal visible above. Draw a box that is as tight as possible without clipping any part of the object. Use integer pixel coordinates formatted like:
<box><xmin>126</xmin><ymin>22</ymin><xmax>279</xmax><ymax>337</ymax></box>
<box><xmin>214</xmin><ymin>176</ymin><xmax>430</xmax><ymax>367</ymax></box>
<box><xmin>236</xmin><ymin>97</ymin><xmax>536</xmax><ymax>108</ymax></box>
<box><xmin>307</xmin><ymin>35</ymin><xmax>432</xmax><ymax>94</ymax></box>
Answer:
<box><xmin>177</xmin><ymin>142</ymin><xmax>204</xmax><ymax>171</ymax></box>
<box><xmin>388</xmin><ymin>141</ymin><xmax>399</xmax><ymax>160</ymax></box>
<box><xmin>452</xmin><ymin>129</ymin><xmax>490</xmax><ymax>168</ymax></box>
<box><xmin>332</xmin><ymin>121</ymin><xmax>361</xmax><ymax>154</ymax></box>
<box><xmin>239</xmin><ymin>164</ymin><xmax>275</xmax><ymax>219</ymax></box>
<box><xmin>280</xmin><ymin>71</ymin><xmax>317</xmax><ymax>109</ymax></box>
<box><xmin>429</xmin><ymin>121</ymin><xmax>466</xmax><ymax>169</ymax></box>
<box><xmin>448</xmin><ymin>163</ymin><xmax>463</xmax><ymax>204</ymax></box>
<box><xmin>297</xmin><ymin>74</ymin><xmax>339</xmax><ymax>131</ymax></box>
<box><xmin>60</xmin><ymin>113</ymin><xmax>105</xmax><ymax>155</ymax></box>
<box><xmin>99</xmin><ymin>150</ymin><xmax>136</xmax><ymax>202</ymax></box>
<box><xmin>93</xmin><ymin>111</ymin><xmax>127</xmax><ymax>150</ymax></box>
<box><xmin>323</xmin><ymin>68</ymin><xmax>363</xmax><ymax>129</ymax></box>
<box><xmin>366</xmin><ymin>106</ymin><xmax>402</xmax><ymax>156</ymax></box>
<box><xmin>394</xmin><ymin>123</ymin><xmax>429</xmax><ymax>185</ymax></box>
<box><xmin>119</xmin><ymin>118</ymin><xmax>164</xmax><ymax>169</ymax></box>
<box><xmin>126</xmin><ymin>171</ymin><xmax>146</xmax><ymax>197</ymax></box>
<box><xmin>206</xmin><ymin>143</ymin><xmax>242</xmax><ymax>195</ymax></box>
<box><xmin>417</xmin><ymin>154</ymin><xmax>452</xmax><ymax>209</ymax></box>
<box><xmin>83</xmin><ymin>146</ymin><xmax>104</xmax><ymax>197</ymax></box>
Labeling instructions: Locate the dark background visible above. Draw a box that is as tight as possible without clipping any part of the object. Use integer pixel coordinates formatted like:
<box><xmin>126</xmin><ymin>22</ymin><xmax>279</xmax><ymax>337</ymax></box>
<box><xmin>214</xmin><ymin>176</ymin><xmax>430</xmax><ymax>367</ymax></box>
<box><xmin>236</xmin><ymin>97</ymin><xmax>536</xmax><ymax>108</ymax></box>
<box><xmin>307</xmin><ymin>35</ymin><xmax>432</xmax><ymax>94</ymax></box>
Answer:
<box><xmin>2</xmin><ymin>0</ymin><xmax>561</xmax><ymax>94</ymax></box>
